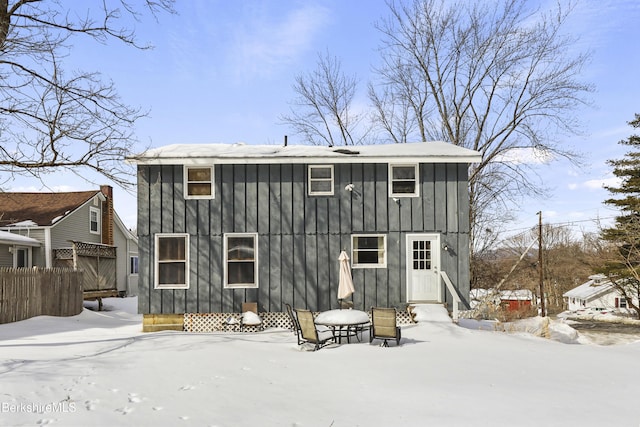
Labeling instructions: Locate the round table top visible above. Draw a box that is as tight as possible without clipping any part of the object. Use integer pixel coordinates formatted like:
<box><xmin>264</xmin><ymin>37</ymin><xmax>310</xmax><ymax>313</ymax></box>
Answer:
<box><xmin>315</xmin><ymin>309</ymin><xmax>370</xmax><ymax>326</ymax></box>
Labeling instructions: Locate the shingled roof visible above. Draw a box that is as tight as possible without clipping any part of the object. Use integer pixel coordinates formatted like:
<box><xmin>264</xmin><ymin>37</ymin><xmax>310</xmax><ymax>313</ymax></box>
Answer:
<box><xmin>0</xmin><ymin>191</ymin><xmax>101</xmax><ymax>227</ymax></box>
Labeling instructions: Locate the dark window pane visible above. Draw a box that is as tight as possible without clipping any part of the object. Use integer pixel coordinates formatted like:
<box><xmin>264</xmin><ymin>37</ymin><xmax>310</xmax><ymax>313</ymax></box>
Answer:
<box><xmin>228</xmin><ymin>262</ymin><xmax>255</xmax><ymax>285</ymax></box>
<box><xmin>356</xmin><ymin>250</ymin><xmax>380</xmax><ymax>264</ymax></box>
<box><xmin>188</xmin><ymin>168</ymin><xmax>211</xmax><ymax>181</ymax></box>
<box><xmin>310</xmin><ymin>181</ymin><xmax>332</xmax><ymax>193</ymax></box>
<box><xmin>310</xmin><ymin>167</ymin><xmax>332</xmax><ymax>179</ymax></box>
<box><xmin>392</xmin><ymin>180</ymin><xmax>416</xmax><ymax>194</ymax></box>
<box><xmin>392</xmin><ymin>166</ymin><xmax>415</xmax><ymax>180</ymax></box>
<box><xmin>228</xmin><ymin>237</ymin><xmax>255</xmax><ymax>260</ymax></box>
<box><xmin>356</xmin><ymin>236</ymin><xmax>382</xmax><ymax>250</ymax></box>
<box><xmin>188</xmin><ymin>183</ymin><xmax>212</xmax><ymax>196</ymax></box>
<box><xmin>17</xmin><ymin>249</ymin><xmax>27</xmax><ymax>267</ymax></box>
<box><xmin>158</xmin><ymin>262</ymin><xmax>185</xmax><ymax>285</ymax></box>
<box><xmin>158</xmin><ymin>237</ymin><xmax>185</xmax><ymax>261</ymax></box>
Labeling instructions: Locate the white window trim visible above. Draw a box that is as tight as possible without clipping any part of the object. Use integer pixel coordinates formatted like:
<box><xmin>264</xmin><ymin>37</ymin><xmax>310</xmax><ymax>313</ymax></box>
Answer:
<box><xmin>89</xmin><ymin>206</ymin><xmax>101</xmax><ymax>235</ymax></box>
<box><xmin>389</xmin><ymin>163</ymin><xmax>419</xmax><ymax>197</ymax></box>
<box><xmin>308</xmin><ymin>164</ymin><xmax>334</xmax><ymax>196</ymax></box>
<box><xmin>224</xmin><ymin>232</ymin><xmax>259</xmax><ymax>289</ymax></box>
<box><xmin>154</xmin><ymin>233</ymin><xmax>189</xmax><ymax>289</ymax></box>
<box><xmin>351</xmin><ymin>234</ymin><xmax>387</xmax><ymax>269</ymax></box>
<box><xmin>184</xmin><ymin>165</ymin><xmax>215</xmax><ymax>199</ymax></box>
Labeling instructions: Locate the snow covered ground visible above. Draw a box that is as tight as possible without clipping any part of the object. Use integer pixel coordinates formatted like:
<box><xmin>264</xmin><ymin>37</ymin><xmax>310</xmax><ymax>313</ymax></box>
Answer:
<box><xmin>1</xmin><ymin>299</ymin><xmax>639</xmax><ymax>427</ymax></box>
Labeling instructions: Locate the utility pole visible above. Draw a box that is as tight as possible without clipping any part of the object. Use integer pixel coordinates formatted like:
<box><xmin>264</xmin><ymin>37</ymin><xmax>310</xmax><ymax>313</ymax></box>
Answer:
<box><xmin>537</xmin><ymin>211</ymin><xmax>546</xmax><ymax>317</ymax></box>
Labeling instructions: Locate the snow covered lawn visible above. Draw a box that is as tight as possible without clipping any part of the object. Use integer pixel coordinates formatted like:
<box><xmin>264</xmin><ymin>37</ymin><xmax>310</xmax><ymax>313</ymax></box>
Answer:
<box><xmin>1</xmin><ymin>299</ymin><xmax>639</xmax><ymax>426</ymax></box>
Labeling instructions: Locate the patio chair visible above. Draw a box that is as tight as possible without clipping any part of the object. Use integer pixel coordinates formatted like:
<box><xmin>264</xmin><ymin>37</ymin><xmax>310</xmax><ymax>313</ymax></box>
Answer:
<box><xmin>240</xmin><ymin>302</ymin><xmax>264</xmax><ymax>332</ymax></box>
<box><xmin>294</xmin><ymin>308</ymin><xmax>335</xmax><ymax>351</ymax></box>
<box><xmin>285</xmin><ymin>303</ymin><xmax>304</xmax><ymax>345</ymax></box>
<box><xmin>370</xmin><ymin>307</ymin><xmax>401</xmax><ymax>347</ymax></box>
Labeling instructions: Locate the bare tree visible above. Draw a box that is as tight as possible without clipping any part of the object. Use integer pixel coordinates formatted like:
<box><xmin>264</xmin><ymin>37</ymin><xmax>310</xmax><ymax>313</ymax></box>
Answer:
<box><xmin>370</xmin><ymin>0</ymin><xmax>592</xmax><ymax>251</ymax></box>
<box><xmin>0</xmin><ymin>0</ymin><xmax>174</xmax><ymax>188</ymax></box>
<box><xmin>280</xmin><ymin>51</ymin><xmax>371</xmax><ymax>146</ymax></box>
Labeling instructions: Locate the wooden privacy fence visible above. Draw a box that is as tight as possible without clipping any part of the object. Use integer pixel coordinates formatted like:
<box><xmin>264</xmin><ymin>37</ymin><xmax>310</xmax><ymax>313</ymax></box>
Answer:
<box><xmin>0</xmin><ymin>267</ymin><xmax>83</xmax><ymax>324</ymax></box>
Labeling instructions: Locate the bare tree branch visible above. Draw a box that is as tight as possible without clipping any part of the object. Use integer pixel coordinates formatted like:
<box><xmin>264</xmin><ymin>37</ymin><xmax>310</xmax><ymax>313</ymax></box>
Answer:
<box><xmin>0</xmin><ymin>0</ymin><xmax>174</xmax><ymax>188</ymax></box>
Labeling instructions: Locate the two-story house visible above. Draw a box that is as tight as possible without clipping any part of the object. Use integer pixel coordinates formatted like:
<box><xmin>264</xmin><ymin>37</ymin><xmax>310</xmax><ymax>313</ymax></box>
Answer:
<box><xmin>130</xmin><ymin>141</ymin><xmax>481</xmax><ymax>321</ymax></box>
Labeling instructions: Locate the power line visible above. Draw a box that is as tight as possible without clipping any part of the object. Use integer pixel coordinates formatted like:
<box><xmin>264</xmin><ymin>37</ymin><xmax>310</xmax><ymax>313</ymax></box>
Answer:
<box><xmin>500</xmin><ymin>215</ymin><xmax>617</xmax><ymax>236</ymax></box>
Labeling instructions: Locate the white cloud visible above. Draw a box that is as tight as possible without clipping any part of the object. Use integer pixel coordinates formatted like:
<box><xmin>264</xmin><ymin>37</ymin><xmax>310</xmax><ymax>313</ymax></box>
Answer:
<box><xmin>495</xmin><ymin>147</ymin><xmax>554</xmax><ymax>165</ymax></box>
<box><xmin>231</xmin><ymin>4</ymin><xmax>331</xmax><ymax>78</ymax></box>
<box><xmin>584</xmin><ymin>176</ymin><xmax>620</xmax><ymax>190</ymax></box>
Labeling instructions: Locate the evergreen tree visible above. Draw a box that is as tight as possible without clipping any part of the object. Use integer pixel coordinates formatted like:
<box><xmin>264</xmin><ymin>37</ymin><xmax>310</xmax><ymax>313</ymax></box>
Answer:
<box><xmin>600</xmin><ymin>114</ymin><xmax>640</xmax><ymax>319</ymax></box>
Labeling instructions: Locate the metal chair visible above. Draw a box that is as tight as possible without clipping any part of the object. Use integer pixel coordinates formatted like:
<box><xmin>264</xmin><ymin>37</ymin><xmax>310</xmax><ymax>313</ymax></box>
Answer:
<box><xmin>294</xmin><ymin>308</ymin><xmax>335</xmax><ymax>351</ymax></box>
<box><xmin>285</xmin><ymin>303</ymin><xmax>304</xmax><ymax>345</ymax></box>
<box><xmin>370</xmin><ymin>307</ymin><xmax>401</xmax><ymax>347</ymax></box>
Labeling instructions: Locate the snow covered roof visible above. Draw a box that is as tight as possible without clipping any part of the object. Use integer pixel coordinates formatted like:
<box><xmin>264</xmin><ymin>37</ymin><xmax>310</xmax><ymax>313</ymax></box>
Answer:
<box><xmin>500</xmin><ymin>290</ymin><xmax>533</xmax><ymax>301</ymax></box>
<box><xmin>128</xmin><ymin>141</ymin><xmax>482</xmax><ymax>165</ymax></box>
<box><xmin>563</xmin><ymin>275</ymin><xmax>614</xmax><ymax>300</ymax></box>
<box><xmin>0</xmin><ymin>230</ymin><xmax>40</xmax><ymax>247</ymax></box>
<box><xmin>471</xmin><ymin>288</ymin><xmax>533</xmax><ymax>301</ymax></box>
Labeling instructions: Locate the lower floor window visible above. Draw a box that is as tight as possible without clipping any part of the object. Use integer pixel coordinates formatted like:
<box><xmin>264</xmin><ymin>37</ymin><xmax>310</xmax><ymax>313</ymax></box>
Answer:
<box><xmin>224</xmin><ymin>233</ymin><xmax>258</xmax><ymax>288</ymax></box>
<box><xmin>352</xmin><ymin>234</ymin><xmax>386</xmax><ymax>268</ymax></box>
<box><xmin>155</xmin><ymin>234</ymin><xmax>189</xmax><ymax>289</ymax></box>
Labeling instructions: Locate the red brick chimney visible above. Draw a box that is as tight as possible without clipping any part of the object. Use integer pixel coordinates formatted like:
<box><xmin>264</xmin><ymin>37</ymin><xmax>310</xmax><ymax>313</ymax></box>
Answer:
<box><xmin>100</xmin><ymin>185</ymin><xmax>114</xmax><ymax>246</ymax></box>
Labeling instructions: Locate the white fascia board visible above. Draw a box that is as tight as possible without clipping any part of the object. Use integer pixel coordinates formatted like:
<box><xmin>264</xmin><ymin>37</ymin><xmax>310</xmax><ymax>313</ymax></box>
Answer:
<box><xmin>132</xmin><ymin>155</ymin><xmax>481</xmax><ymax>165</ymax></box>
<box><xmin>127</xmin><ymin>142</ymin><xmax>483</xmax><ymax>165</ymax></box>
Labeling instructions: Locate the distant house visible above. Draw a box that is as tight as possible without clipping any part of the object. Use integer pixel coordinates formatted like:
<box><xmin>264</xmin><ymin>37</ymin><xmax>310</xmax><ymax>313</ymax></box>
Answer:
<box><xmin>129</xmin><ymin>141</ymin><xmax>482</xmax><ymax>319</ymax></box>
<box><xmin>470</xmin><ymin>288</ymin><xmax>534</xmax><ymax>312</ymax></box>
<box><xmin>564</xmin><ymin>274</ymin><xmax>636</xmax><ymax>311</ymax></box>
<box><xmin>0</xmin><ymin>186</ymin><xmax>138</xmax><ymax>296</ymax></box>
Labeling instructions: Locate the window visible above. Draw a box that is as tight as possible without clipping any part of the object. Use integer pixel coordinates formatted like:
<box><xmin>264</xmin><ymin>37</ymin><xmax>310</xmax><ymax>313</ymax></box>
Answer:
<box><xmin>185</xmin><ymin>166</ymin><xmax>214</xmax><ymax>199</ymax></box>
<box><xmin>617</xmin><ymin>297</ymin><xmax>627</xmax><ymax>309</ymax></box>
<box><xmin>389</xmin><ymin>164</ymin><xmax>419</xmax><ymax>197</ymax></box>
<box><xmin>308</xmin><ymin>165</ymin><xmax>334</xmax><ymax>195</ymax></box>
<box><xmin>154</xmin><ymin>234</ymin><xmax>189</xmax><ymax>289</ymax></box>
<box><xmin>224</xmin><ymin>233</ymin><xmax>258</xmax><ymax>288</ymax></box>
<box><xmin>89</xmin><ymin>206</ymin><xmax>100</xmax><ymax>234</ymax></box>
<box><xmin>130</xmin><ymin>255</ymin><xmax>139</xmax><ymax>275</ymax></box>
<box><xmin>352</xmin><ymin>234</ymin><xmax>386</xmax><ymax>268</ymax></box>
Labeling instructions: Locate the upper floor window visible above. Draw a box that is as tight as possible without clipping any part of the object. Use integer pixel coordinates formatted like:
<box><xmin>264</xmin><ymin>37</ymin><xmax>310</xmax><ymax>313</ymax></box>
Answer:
<box><xmin>89</xmin><ymin>206</ymin><xmax>100</xmax><ymax>234</ymax></box>
<box><xmin>352</xmin><ymin>234</ymin><xmax>387</xmax><ymax>268</ymax></box>
<box><xmin>185</xmin><ymin>166</ymin><xmax>214</xmax><ymax>199</ymax></box>
<box><xmin>154</xmin><ymin>233</ymin><xmax>189</xmax><ymax>289</ymax></box>
<box><xmin>224</xmin><ymin>233</ymin><xmax>258</xmax><ymax>288</ymax></box>
<box><xmin>308</xmin><ymin>165</ymin><xmax>334</xmax><ymax>196</ymax></box>
<box><xmin>389</xmin><ymin>164</ymin><xmax>419</xmax><ymax>197</ymax></box>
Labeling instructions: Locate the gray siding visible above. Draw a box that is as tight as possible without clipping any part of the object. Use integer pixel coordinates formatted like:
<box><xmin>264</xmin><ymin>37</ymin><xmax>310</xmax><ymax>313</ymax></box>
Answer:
<box><xmin>51</xmin><ymin>199</ymin><xmax>102</xmax><ymax>249</ymax></box>
<box><xmin>138</xmin><ymin>162</ymin><xmax>471</xmax><ymax>314</ymax></box>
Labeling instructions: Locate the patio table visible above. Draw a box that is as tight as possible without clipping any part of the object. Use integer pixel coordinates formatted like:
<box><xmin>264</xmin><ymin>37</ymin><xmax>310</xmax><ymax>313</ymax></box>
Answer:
<box><xmin>314</xmin><ymin>309</ymin><xmax>370</xmax><ymax>344</ymax></box>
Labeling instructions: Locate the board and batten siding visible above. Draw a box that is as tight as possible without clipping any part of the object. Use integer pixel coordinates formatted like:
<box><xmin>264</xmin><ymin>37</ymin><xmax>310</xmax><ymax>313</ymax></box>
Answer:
<box><xmin>137</xmin><ymin>162</ymin><xmax>471</xmax><ymax>314</ymax></box>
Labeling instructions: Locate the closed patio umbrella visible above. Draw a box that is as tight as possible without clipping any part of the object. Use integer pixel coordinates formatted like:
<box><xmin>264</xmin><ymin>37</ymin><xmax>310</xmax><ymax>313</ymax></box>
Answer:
<box><xmin>338</xmin><ymin>250</ymin><xmax>355</xmax><ymax>303</ymax></box>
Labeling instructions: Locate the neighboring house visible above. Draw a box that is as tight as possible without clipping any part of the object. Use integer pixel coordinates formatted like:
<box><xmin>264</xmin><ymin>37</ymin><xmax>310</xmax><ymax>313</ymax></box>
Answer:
<box><xmin>0</xmin><ymin>186</ymin><xmax>139</xmax><ymax>296</ymax></box>
<box><xmin>499</xmin><ymin>290</ymin><xmax>533</xmax><ymax>312</ymax></box>
<box><xmin>564</xmin><ymin>274</ymin><xmax>637</xmax><ymax>312</ymax></box>
<box><xmin>470</xmin><ymin>288</ymin><xmax>533</xmax><ymax>312</ymax></box>
<box><xmin>130</xmin><ymin>141</ymin><xmax>482</xmax><ymax>318</ymax></box>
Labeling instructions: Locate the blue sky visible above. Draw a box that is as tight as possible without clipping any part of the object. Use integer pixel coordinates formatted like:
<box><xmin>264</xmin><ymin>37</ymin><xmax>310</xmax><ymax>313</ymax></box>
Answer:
<box><xmin>6</xmin><ymin>0</ymin><xmax>640</xmax><ymax>236</ymax></box>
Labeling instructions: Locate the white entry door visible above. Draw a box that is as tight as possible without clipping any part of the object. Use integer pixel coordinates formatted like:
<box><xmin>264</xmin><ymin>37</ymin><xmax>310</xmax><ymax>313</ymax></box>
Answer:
<box><xmin>406</xmin><ymin>234</ymin><xmax>441</xmax><ymax>302</ymax></box>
